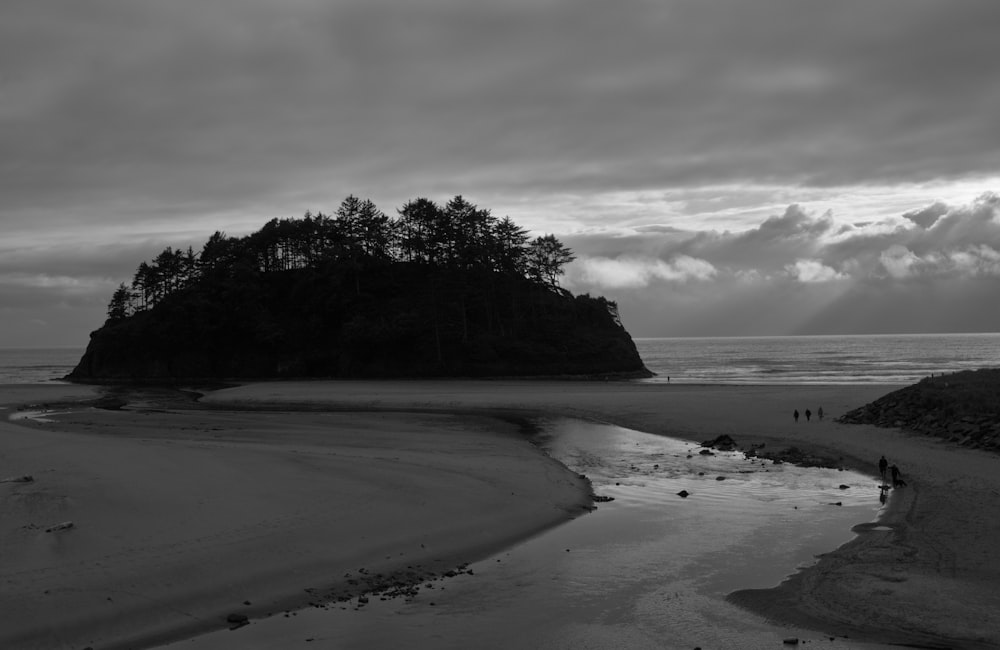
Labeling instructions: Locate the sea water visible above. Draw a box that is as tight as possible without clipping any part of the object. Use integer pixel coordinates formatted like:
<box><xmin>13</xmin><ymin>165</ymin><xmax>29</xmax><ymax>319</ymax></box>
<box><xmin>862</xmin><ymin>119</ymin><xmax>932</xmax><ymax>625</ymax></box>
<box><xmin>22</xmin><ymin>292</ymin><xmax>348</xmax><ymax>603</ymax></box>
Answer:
<box><xmin>0</xmin><ymin>347</ymin><xmax>83</xmax><ymax>384</ymax></box>
<box><xmin>635</xmin><ymin>332</ymin><xmax>1000</xmax><ymax>385</ymax></box>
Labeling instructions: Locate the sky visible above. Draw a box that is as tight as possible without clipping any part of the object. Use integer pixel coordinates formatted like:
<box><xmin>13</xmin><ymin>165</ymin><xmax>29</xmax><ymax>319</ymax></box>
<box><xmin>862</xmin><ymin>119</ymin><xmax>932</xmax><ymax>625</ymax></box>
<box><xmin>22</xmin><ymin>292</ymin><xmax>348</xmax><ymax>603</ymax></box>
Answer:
<box><xmin>3</xmin><ymin>0</ymin><xmax>1000</xmax><ymax>347</ymax></box>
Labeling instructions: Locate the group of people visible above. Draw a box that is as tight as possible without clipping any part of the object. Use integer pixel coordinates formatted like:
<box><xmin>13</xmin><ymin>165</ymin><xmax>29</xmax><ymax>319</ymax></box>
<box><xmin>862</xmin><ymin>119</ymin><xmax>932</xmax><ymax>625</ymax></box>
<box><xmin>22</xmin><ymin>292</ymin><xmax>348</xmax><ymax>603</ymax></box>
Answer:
<box><xmin>792</xmin><ymin>407</ymin><xmax>823</xmax><ymax>422</ymax></box>
<box><xmin>878</xmin><ymin>455</ymin><xmax>906</xmax><ymax>488</ymax></box>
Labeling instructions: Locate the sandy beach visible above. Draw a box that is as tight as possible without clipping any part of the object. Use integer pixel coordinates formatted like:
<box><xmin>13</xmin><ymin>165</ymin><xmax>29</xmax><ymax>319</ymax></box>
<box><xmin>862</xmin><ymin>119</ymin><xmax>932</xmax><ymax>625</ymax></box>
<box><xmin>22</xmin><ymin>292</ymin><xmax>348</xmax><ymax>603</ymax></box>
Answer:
<box><xmin>3</xmin><ymin>380</ymin><xmax>999</xmax><ymax>649</ymax></box>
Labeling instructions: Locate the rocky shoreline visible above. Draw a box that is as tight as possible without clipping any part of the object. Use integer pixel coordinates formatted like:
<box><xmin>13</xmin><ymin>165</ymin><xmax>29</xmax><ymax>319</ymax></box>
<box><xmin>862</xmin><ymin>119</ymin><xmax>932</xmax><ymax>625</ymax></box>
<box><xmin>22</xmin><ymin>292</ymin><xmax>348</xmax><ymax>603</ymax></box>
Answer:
<box><xmin>700</xmin><ymin>434</ymin><xmax>849</xmax><ymax>469</ymax></box>
<box><xmin>836</xmin><ymin>368</ymin><xmax>1000</xmax><ymax>452</ymax></box>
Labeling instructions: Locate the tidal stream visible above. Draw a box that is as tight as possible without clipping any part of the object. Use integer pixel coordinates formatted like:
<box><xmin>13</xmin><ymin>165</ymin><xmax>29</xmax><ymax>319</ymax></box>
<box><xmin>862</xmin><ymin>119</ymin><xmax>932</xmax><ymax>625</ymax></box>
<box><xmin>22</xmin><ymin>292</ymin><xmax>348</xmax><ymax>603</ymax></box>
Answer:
<box><xmin>166</xmin><ymin>418</ymin><xmax>898</xmax><ymax>649</ymax></box>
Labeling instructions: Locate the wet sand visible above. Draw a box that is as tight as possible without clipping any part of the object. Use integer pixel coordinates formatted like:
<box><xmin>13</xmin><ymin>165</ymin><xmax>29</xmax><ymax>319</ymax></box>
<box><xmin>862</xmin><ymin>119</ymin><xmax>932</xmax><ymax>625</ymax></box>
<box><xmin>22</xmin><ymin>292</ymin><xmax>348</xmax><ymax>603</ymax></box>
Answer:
<box><xmin>3</xmin><ymin>380</ymin><xmax>999</xmax><ymax>648</ymax></box>
<box><xmin>162</xmin><ymin>418</ymin><xmax>886</xmax><ymax>650</ymax></box>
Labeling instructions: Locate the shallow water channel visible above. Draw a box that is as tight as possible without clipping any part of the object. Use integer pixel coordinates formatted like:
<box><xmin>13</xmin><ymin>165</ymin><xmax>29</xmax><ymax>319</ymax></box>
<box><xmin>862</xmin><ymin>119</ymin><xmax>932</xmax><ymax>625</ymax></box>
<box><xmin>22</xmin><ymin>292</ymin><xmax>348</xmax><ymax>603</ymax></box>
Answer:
<box><xmin>167</xmin><ymin>418</ymin><xmax>898</xmax><ymax>650</ymax></box>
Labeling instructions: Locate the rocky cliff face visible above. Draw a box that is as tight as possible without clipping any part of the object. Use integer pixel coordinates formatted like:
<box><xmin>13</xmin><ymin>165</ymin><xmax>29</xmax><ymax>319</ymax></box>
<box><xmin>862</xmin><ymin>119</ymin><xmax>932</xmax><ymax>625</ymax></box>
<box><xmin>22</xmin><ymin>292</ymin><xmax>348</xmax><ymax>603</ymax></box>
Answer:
<box><xmin>69</xmin><ymin>264</ymin><xmax>651</xmax><ymax>382</ymax></box>
<box><xmin>837</xmin><ymin>369</ymin><xmax>1000</xmax><ymax>452</ymax></box>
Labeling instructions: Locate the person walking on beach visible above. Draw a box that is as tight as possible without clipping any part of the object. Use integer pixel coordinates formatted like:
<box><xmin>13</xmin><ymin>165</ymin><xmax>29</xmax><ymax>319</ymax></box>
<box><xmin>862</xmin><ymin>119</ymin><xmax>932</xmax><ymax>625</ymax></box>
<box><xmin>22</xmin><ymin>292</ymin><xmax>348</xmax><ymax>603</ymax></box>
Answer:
<box><xmin>805</xmin><ymin>408</ymin><xmax>812</xmax><ymax>422</ymax></box>
<box><xmin>878</xmin><ymin>455</ymin><xmax>888</xmax><ymax>483</ymax></box>
<box><xmin>818</xmin><ymin>407</ymin><xmax>824</xmax><ymax>421</ymax></box>
<box><xmin>793</xmin><ymin>409</ymin><xmax>800</xmax><ymax>422</ymax></box>
<box><xmin>890</xmin><ymin>464</ymin><xmax>906</xmax><ymax>488</ymax></box>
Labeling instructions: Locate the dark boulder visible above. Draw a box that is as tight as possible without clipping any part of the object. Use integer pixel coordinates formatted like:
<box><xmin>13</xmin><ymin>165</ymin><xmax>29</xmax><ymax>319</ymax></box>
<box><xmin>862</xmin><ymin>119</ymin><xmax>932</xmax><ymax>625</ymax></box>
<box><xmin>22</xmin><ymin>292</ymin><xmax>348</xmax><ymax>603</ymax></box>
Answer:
<box><xmin>701</xmin><ymin>434</ymin><xmax>738</xmax><ymax>451</ymax></box>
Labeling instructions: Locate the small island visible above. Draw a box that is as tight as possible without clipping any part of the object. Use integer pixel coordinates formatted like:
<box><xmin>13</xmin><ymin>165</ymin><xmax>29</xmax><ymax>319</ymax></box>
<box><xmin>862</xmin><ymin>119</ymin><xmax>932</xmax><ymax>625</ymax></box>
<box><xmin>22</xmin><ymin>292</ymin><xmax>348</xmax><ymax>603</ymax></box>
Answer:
<box><xmin>69</xmin><ymin>195</ymin><xmax>650</xmax><ymax>381</ymax></box>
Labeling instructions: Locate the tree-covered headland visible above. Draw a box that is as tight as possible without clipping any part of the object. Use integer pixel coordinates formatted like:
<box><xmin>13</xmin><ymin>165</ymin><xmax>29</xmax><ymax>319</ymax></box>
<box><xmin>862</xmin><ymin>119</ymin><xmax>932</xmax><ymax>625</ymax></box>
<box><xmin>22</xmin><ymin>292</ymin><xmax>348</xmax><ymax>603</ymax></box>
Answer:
<box><xmin>70</xmin><ymin>195</ymin><xmax>650</xmax><ymax>381</ymax></box>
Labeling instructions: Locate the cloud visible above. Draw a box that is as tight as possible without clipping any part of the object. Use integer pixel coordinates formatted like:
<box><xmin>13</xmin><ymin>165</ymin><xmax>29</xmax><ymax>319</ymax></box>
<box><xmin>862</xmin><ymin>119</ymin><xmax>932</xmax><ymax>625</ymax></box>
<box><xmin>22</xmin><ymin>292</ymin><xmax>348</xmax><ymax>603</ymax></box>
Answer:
<box><xmin>903</xmin><ymin>202</ymin><xmax>948</xmax><ymax>228</ymax></box>
<box><xmin>563</xmin><ymin>194</ymin><xmax>1000</xmax><ymax>335</ymax></box>
<box><xmin>4</xmin><ymin>1</ymin><xmax>1000</xmax><ymax>235</ymax></box>
<box><xmin>879</xmin><ymin>245</ymin><xmax>922</xmax><ymax>279</ymax></box>
<box><xmin>569</xmin><ymin>255</ymin><xmax>716</xmax><ymax>289</ymax></box>
<box><xmin>786</xmin><ymin>259</ymin><xmax>845</xmax><ymax>283</ymax></box>
<box><xmin>3</xmin><ymin>1</ymin><xmax>1000</xmax><ymax>343</ymax></box>
<box><xmin>948</xmin><ymin>245</ymin><xmax>1000</xmax><ymax>276</ymax></box>
<box><xmin>0</xmin><ymin>273</ymin><xmax>107</xmax><ymax>294</ymax></box>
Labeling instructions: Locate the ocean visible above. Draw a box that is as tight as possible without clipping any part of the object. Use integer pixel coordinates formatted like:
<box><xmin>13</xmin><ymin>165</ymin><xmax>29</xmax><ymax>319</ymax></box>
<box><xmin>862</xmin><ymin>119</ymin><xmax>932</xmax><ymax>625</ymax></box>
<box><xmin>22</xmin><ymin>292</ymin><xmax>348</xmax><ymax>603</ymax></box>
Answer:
<box><xmin>2</xmin><ymin>333</ymin><xmax>999</xmax><ymax>385</ymax></box>
<box><xmin>635</xmin><ymin>333</ymin><xmax>1000</xmax><ymax>385</ymax></box>
<box><xmin>0</xmin><ymin>347</ymin><xmax>84</xmax><ymax>384</ymax></box>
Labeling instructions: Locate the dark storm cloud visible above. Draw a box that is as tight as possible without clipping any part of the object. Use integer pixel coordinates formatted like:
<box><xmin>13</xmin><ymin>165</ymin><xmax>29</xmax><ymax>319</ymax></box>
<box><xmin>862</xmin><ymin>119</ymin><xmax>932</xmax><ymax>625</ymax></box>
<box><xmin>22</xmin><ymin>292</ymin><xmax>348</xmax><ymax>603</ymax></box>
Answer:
<box><xmin>4</xmin><ymin>0</ymin><xmax>1000</xmax><ymax>226</ymax></box>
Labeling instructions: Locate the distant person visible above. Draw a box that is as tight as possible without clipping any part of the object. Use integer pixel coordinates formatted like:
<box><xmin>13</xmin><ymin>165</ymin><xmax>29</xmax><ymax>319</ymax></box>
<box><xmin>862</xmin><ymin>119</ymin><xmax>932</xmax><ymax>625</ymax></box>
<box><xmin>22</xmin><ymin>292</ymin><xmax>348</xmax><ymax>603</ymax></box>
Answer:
<box><xmin>805</xmin><ymin>408</ymin><xmax>812</xmax><ymax>422</ymax></box>
<box><xmin>890</xmin><ymin>464</ymin><xmax>906</xmax><ymax>488</ymax></box>
<box><xmin>818</xmin><ymin>407</ymin><xmax>824</xmax><ymax>421</ymax></box>
<box><xmin>793</xmin><ymin>409</ymin><xmax>800</xmax><ymax>422</ymax></box>
<box><xmin>878</xmin><ymin>455</ymin><xmax>888</xmax><ymax>483</ymax></box>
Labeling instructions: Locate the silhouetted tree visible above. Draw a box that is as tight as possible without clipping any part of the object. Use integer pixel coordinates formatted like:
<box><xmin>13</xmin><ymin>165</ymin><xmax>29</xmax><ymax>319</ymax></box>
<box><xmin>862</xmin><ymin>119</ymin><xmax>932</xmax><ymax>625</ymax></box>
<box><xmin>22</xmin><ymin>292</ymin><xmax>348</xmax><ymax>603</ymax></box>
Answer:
<box><xmin>106</xmin><ymin>194</ymin><xmax>579</xmax><ymax>319</ymax></box>
<box><xmin>526</xmin><ymin>234</ymin><xmax>575</xmax><ymax>287</ymax></box>
<box><xmin>442</xmin><ymin>195</ymin><xmax>496</xmax><ymax>268</ymax></box>
<box><xmin>106</xmin><ymin>283</ymin><xmax>134</xmax><ymax>322</ymax></box>
<box><xmin>397</xmin><ymin>198</ymin><xmax>442</xmax><ymax>263</ymax></box>
<box><xmin>492</xmin><ymin>216</ymin><xmax>529</xmax><ymax>273</ymax></box>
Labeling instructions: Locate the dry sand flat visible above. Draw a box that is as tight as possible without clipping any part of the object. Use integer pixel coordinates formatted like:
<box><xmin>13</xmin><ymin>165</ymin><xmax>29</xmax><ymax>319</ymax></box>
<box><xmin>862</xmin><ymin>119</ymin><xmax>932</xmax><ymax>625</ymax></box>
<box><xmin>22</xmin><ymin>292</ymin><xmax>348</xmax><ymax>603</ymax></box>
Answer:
<box><xmin>2</xmin><ymin>380</ymin><xmax>999</xmax><ymax>648</ymax></box>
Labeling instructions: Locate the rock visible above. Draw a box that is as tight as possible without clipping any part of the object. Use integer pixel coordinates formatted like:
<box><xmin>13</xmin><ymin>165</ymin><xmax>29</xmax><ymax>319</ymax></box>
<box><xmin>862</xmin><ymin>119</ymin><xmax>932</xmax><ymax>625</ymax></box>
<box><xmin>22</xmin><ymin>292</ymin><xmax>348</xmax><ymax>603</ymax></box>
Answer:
<box><xmin>92</xmin><ymin>396</ymin><xmax>128</xmax><ymax>410</ymax></box>
<box><xmin>837</xmin><ymin>369</ymin><xmax>1000</xmax><ymax>453</ymax></box>
<box><xmin>839</xmin><ymin>484</ymin><xmax>850</xmax><ymax>489</ymax></box>
<box><xmin>593</xmin><ymin>495</ymin><xmax>615</xmax><ymax>502</ymax></box>
<box><xmin>226</xmin><ymin>613</ymin><xmax>249</xmax><ymax>625</ymax></box>
<box><xmin>677</xmin><ymin>490</ymin><xmax>690</xmax><ymax>498</ymax></box>
<box><xmin>45</xmin><ymin>521</ymin><xmax>74</xmax><ymax>533</ymax></box>
<box><xmin>715</xmin><ymin>476</ymin><xmax>726</xmax><ymax>481</ymax></box>
<box><xmin>701</xmin><ymin>434</ymin><xmax>738</xmax><ymax>451</ymax></box>
<box><xmin>698</xmin><ymin>449</ymin><xmax>714</xmax><ymax>456</ymax></box>
<box><xmin>783</xmin><ymin>638</ymin><xmax>799</xmax><ymax>645</ymax></box>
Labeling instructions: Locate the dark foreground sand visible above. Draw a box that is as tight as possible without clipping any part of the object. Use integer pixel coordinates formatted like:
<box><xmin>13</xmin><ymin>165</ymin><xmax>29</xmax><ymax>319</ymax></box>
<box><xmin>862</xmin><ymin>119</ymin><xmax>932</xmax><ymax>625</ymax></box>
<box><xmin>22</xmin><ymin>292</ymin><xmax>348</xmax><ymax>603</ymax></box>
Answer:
<box><xmin>2</xmin><ymin>380</ymin><xmax>999</xmax><ymax>649</ymax></box>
